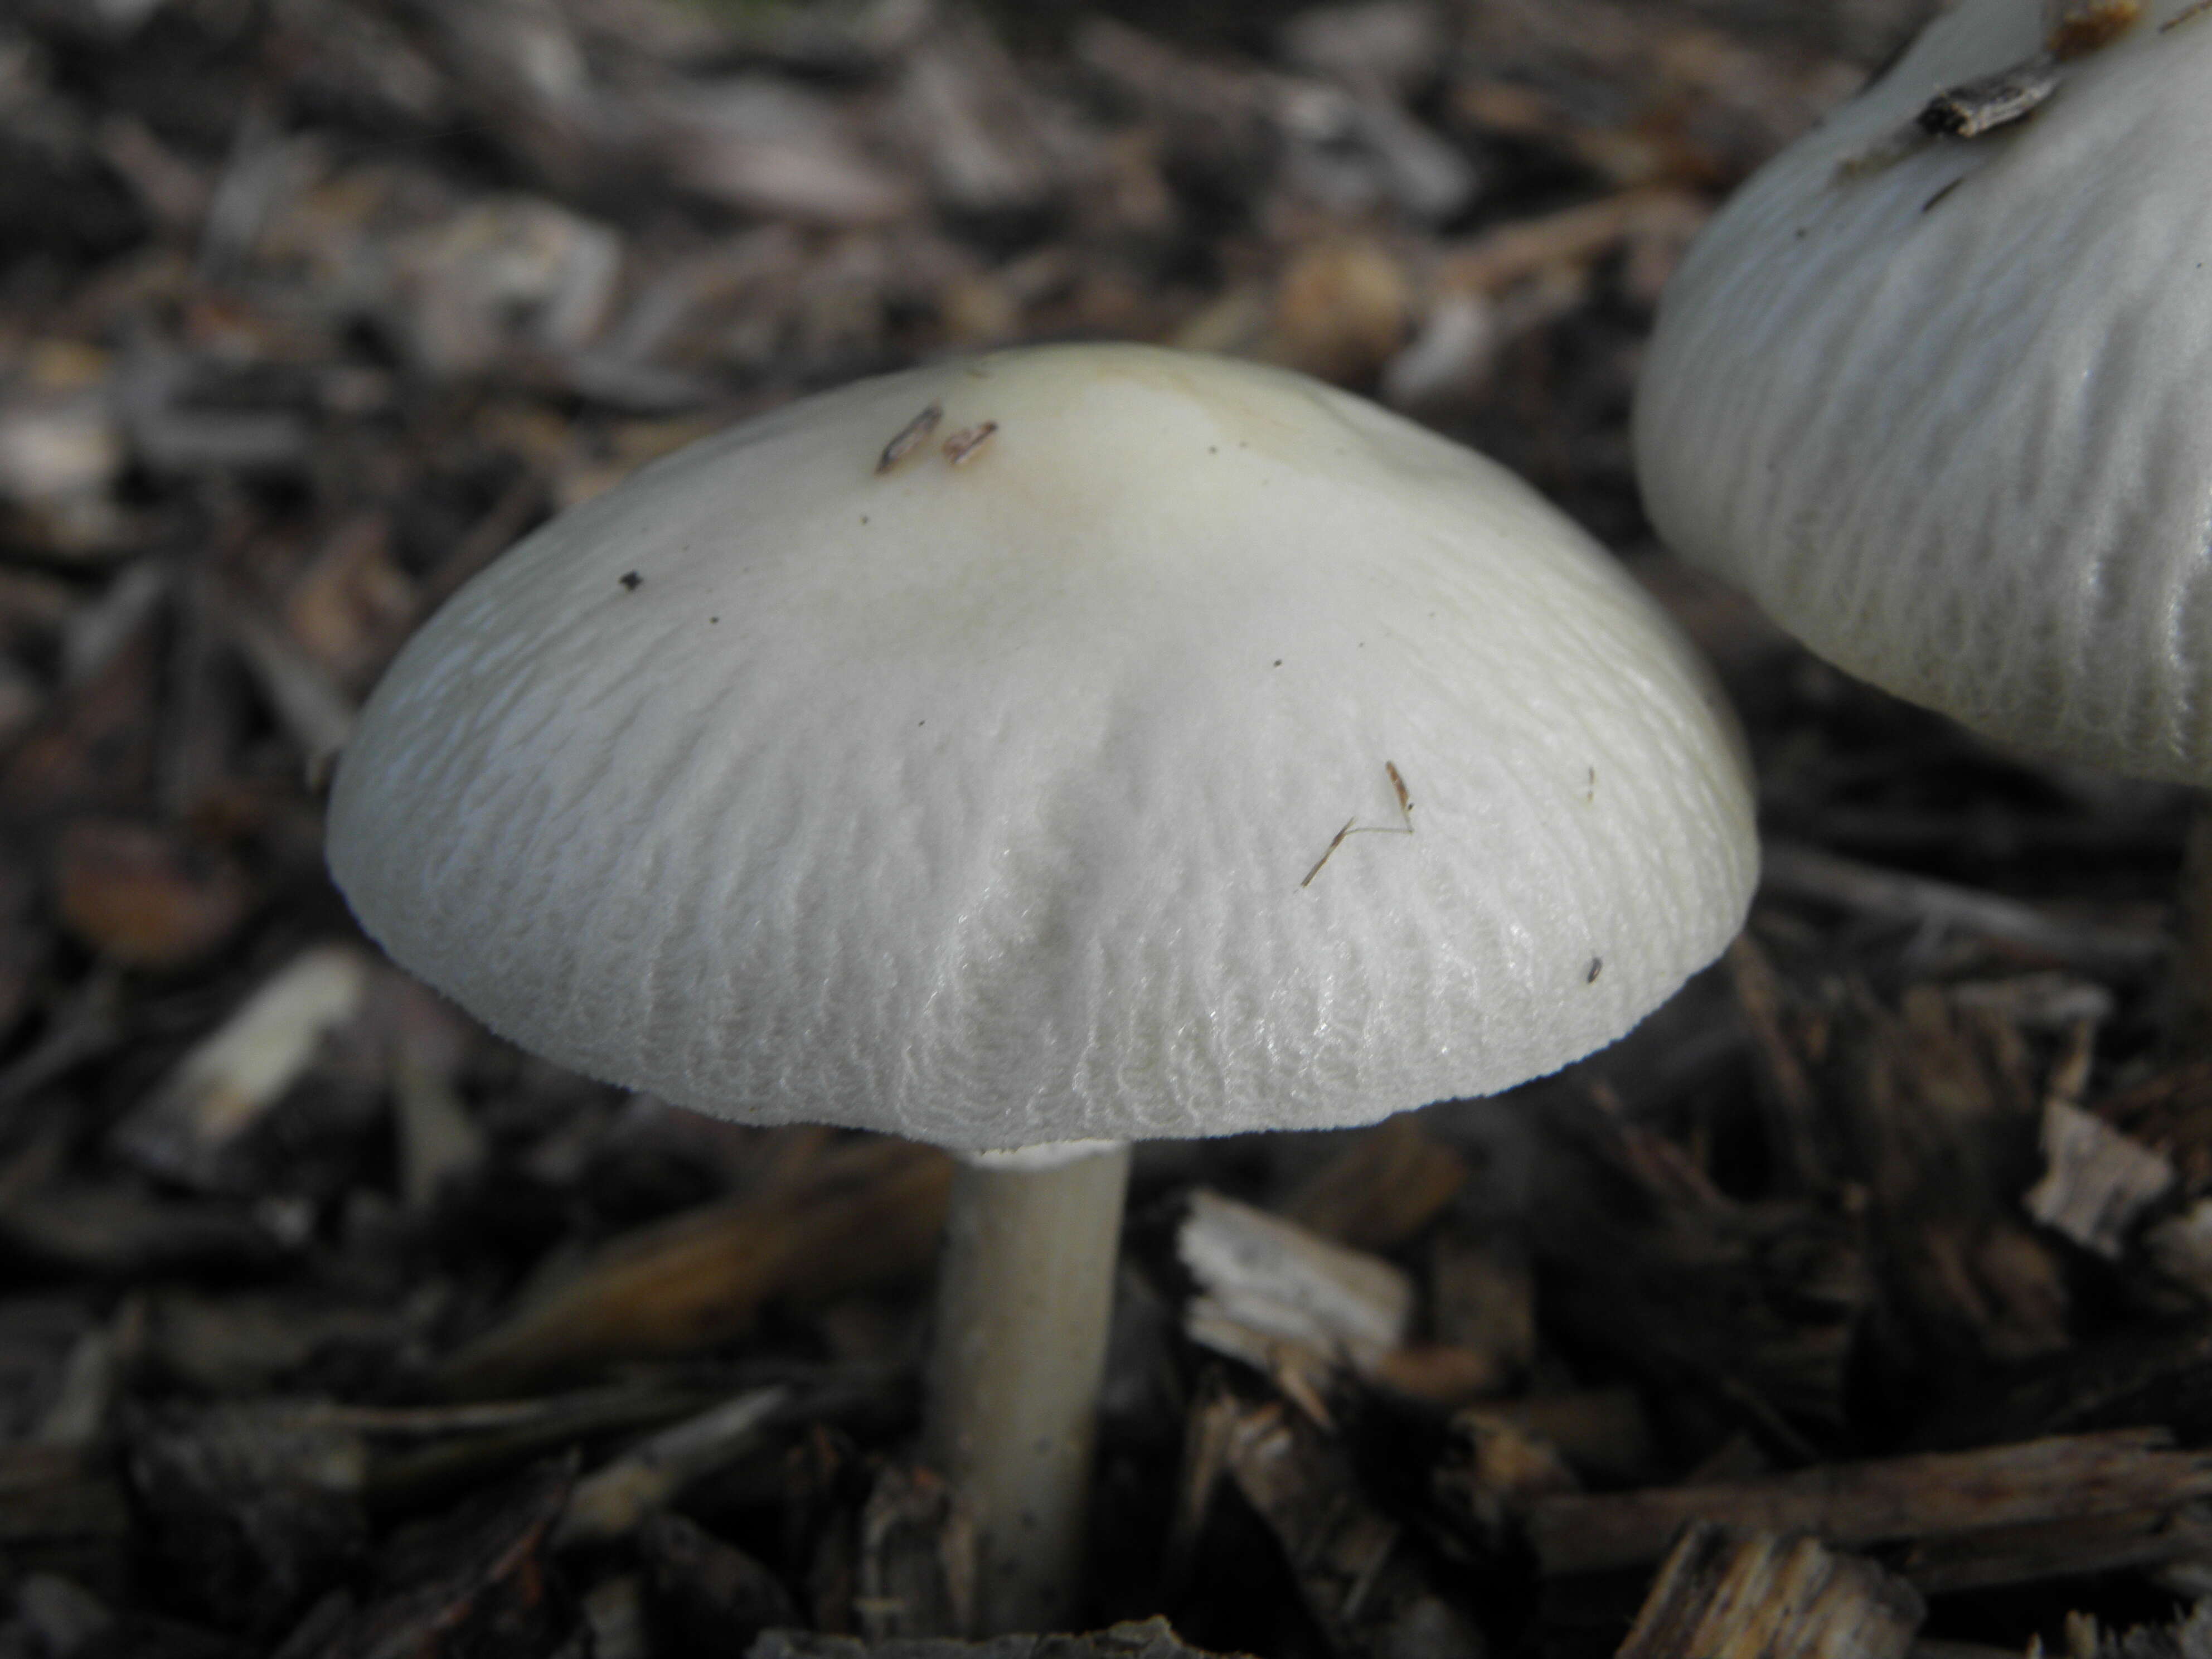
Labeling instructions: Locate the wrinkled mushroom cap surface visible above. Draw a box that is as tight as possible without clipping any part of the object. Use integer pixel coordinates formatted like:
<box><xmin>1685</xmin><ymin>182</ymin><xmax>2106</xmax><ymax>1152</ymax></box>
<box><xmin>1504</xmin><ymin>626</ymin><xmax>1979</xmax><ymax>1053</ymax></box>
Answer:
<box><xmin>329</xmin><ymin>345</ymin><xmax>1754</xmax><ymax>1149</ymax></box>
<box><xmin>1637</xmin><ymin>0</ymin><xmax>2212</xmax><ymax>782</ymax></box>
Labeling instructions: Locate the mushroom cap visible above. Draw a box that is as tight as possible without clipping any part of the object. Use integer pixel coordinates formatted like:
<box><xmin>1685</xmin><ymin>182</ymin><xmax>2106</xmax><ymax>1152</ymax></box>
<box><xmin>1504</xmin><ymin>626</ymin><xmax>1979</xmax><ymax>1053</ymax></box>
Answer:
<box><xmin>328</xmin><ymin>344</ymin><xmax>1755</xmax><ymax>1150</ymax></box>
<box><xmin>1636</xmin><ymin>0</ymin><xmax>2212</xmax><ymax>782</ymax></box>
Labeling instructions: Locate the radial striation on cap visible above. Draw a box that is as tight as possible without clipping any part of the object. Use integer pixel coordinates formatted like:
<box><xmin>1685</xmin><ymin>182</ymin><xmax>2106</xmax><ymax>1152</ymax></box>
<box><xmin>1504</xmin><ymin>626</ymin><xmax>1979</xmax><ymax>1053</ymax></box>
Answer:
<box><xmin>329</xmin><ymin>344</ymin><xmax>1755</xmax><ymax>1150</ymax></box>
<box><xmin>1637</xmin><ymin>0</ymin><xmax>2212</xmax><ymax>783</ymax></box>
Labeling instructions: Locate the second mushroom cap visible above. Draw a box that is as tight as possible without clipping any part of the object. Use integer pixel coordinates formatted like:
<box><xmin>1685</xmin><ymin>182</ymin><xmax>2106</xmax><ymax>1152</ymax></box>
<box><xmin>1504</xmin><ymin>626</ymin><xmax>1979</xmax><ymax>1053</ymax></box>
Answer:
<box><xmin>1636</xmin><ymin>0</ymin><xmax>2212</xmax><ymax>782</ymax></box>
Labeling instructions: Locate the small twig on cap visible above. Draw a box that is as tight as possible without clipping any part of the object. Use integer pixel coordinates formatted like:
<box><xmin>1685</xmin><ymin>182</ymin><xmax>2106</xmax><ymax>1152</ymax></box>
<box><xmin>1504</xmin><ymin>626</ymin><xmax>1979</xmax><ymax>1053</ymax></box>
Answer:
<box><xmin>876</xmin><ymin>402</ymin><xmax>943</xmax><ymax>474</ymax></box>
<box><xmin>1852</xmin><ymin>1</ymin><xmax>2136</xmax><ymax>171</ymax></box>
<box><xmin>1302</xmin><ymin>762</ymin><xmax>1415</xmax><ymax>889</ymax></box>
<box><xmin>943</xmin><ymin>421</ymin><xmax>999</xmax><ymax>466</ymax></box>
<box><xmin>1919</xmin><ymin>59</ymin><xmax>2063</xmax><ymax>137</ymax></box>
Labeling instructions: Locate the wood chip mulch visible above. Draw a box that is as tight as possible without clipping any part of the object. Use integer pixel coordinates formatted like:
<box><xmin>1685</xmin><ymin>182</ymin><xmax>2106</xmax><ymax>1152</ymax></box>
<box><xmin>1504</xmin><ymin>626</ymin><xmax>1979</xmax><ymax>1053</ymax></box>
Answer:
<box><xmin>8</xmin><ymin>1</ymin><xmax>2212</xmax><ymax>1656</ymax></box>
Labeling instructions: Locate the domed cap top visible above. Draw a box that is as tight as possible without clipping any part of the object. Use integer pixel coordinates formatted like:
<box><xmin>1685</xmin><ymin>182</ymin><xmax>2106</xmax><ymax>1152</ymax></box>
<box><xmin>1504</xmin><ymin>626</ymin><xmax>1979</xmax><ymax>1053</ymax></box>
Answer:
<box><xmin>1637</xmin><ymin>0</ymin><xmax>2212</xmax><ymax>782</ymax></box>
<box><xmin>329</xmin><ymin>344</ymin><xmax>1755</xmax><ymax>1149</ymax></box>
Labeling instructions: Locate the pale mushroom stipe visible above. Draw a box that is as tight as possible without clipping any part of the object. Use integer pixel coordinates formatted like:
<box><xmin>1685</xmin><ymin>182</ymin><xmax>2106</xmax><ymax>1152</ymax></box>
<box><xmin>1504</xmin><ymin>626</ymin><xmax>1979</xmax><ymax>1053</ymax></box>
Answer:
<box><xmin>1636</xmin><ymin>0</ymin><xmax>2212</xmax><ymax>783</ymax></box>
<box><xmin>327</xmin><ymin>342</ymin><xmax>1759</xmax><ymax>1630</ymax></box>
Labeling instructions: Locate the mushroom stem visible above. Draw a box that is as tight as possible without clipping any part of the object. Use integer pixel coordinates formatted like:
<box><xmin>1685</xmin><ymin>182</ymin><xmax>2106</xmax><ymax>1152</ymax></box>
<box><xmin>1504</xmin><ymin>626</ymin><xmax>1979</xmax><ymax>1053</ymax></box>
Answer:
<box><xmin>925</xmin><ymin>1138</ymin><xmax>1132</xmax><ymax>1634</ymax></box>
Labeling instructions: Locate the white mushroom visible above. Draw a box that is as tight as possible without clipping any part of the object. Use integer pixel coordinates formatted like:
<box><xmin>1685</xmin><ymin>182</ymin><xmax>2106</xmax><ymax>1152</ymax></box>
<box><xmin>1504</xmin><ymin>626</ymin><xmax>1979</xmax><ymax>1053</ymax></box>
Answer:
<box><xmin>327</xmin><ymin>342</ymin><xmax>1757</xmax><ymax>1629</ymax></box>
<box><xmin>1636</xmin><ymin>0</ymin><xmax>2212</xmax><ymax>782</ymax></box>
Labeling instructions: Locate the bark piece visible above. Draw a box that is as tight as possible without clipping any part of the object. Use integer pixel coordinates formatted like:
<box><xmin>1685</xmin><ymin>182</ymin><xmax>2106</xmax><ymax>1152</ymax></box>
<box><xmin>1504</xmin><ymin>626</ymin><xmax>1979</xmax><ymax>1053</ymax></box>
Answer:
<box><xmin>2070</xmin><ymin>1599</ymin><xmax>2212</xmax><ymax>1657</ymax></box>
<box><xmin>1616</xmin><ymin>1524</ymin><xmax>1923</xmax><ymax>1659</ymax></box>
<box><xmin>1367</xmin><ymin>1342</ymin><xmax>1516</xmax><ymax>1409</ymax></box>
<box><xmin>1531</xmin><ymin>1429</ymin><xmax>2212</xmax><ymax>1578</ymax></box>
<box><xmin>361</xmin><ymin>1381</ymin><xmax>751</xmax><ymax>1517</ymax></box>
<box><xmin>1162</xmin><ymin>1371</ymin><xmax>1243</xmax><ymax>1594</ymax></box>
<box><xmin>856</xmin><ymin>1463</ymin><xmax>976</xmax><ymax>1641</ymax></box>
<box><xmin>1459</xmin><ymin>1389</ymin><xmax>1653</xmax><ymax>1488</ymax></box>
<box><xmin>439</xmin><ymin>1138</ymin><xmax>953</xmax><ymax>1395</ymax></box>
<box><xmin>1435</xmin><ymin>1407</ymin><xmax>1580</xmax><ymax>1543</ymax></box>
<box><xmin>1220</xmin><ymin>1398</ymin><xmax>1483</xmax><ymax>1659</ymax></box>
<box><xmin>1178</xmin><ymin>1189</ymin><xmax>1413</xmax><ymax>1399</ymax></box>
<box><xmin>557</xmin><ymin>1384</ymin><xmax>789</xmax><ymax>1545</ymax></box>
<box><xmin>2025</xmin><ymin>1100</ymin><xmax>2175</xmax><ymax>1259</ymax></box>
<box><xmin>109</xmin><ymin>947</ymin><xmax>370</xmax><ymax>1187</ymax></box>
<box><xmin>1897</xmin><ymin>1501</ymin><xmax>2212</xmax><ymax>1595</ymax></box>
